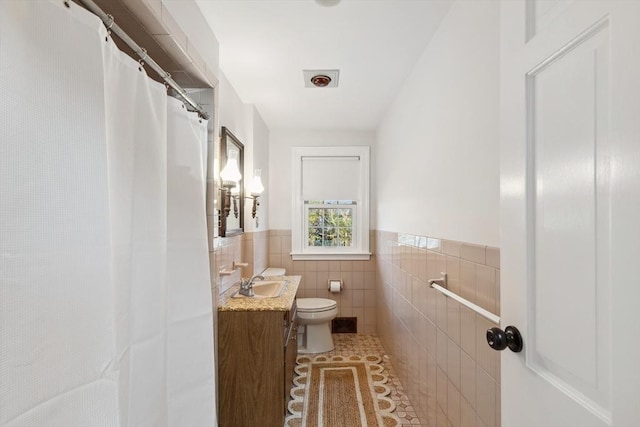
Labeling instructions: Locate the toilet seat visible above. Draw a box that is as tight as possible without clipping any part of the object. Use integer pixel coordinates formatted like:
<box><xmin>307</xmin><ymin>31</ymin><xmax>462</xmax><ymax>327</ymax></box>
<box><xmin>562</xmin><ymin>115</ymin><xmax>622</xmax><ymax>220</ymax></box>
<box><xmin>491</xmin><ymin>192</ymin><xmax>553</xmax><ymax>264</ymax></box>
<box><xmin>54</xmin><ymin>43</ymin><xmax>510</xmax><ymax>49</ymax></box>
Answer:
<box><xmin>297</xmin><ymin>298</ymin><xmax>337</xmax><ymax>313</ymax></box>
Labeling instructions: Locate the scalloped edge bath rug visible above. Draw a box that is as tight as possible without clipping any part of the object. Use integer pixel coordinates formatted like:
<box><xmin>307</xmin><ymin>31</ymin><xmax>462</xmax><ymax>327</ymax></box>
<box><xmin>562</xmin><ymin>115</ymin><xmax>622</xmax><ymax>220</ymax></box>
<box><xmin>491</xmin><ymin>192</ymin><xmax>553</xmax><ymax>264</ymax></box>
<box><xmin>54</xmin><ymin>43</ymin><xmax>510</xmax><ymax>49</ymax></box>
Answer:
<box><xmin>285</xmin><ymin>355</ymin><xmax>401</xmax><ymax>427</ymax></box>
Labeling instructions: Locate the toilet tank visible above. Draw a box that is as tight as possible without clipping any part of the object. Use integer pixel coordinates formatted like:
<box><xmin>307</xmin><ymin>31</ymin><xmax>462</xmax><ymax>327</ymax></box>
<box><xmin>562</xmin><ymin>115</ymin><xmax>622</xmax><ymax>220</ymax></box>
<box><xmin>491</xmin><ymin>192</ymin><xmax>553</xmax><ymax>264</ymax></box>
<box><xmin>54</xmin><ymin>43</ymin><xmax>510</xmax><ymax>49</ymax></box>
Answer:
<box><xmin>261</xmin><ymin>267</ymin><xmax>286</xmax><ymax>276</ymax></box>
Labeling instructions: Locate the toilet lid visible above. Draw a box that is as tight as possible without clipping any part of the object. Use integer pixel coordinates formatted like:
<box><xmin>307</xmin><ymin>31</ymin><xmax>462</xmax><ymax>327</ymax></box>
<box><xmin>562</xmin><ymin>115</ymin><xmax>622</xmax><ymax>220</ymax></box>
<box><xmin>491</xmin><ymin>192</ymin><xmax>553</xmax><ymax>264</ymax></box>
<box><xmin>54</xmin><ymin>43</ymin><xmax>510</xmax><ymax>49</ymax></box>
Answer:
<box><xmin>297</xmin><ymin>298</ymin><xmax>337</xmax><ymax>312</ymax></box>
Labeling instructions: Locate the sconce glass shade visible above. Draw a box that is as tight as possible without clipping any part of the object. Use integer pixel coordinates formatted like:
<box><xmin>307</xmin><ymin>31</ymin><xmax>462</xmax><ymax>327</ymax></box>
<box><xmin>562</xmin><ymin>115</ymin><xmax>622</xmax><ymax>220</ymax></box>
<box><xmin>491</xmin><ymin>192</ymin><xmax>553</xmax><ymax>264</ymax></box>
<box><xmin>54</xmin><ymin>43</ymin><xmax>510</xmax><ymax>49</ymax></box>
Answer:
<box><xmin>220</xmin><ymin>149</ymin><xmax>242</xmax><ymax>184</ymax></box>
<box><xmin>249</xmin><ymin>169</ymin><xmax>264</xmax><ymax>196</ymax></box>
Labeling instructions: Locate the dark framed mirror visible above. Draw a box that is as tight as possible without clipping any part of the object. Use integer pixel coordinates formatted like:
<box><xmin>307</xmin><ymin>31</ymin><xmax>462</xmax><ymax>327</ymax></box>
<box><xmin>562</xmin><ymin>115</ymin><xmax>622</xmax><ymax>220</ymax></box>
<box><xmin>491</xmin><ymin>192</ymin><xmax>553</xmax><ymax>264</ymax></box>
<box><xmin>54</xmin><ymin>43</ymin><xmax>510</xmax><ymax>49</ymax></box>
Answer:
<box><xmin>219</xmin><ymin>127</ymin><xmax>244</xmax><ymax>237</ymax></box>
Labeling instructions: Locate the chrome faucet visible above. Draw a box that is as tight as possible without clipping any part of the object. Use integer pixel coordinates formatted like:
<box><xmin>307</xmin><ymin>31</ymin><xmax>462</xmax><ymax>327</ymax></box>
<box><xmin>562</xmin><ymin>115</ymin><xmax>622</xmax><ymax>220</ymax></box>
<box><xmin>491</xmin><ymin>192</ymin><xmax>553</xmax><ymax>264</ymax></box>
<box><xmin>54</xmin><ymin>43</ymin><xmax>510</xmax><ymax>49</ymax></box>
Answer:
<box><xmin>238</xmin><ymin>274</ymin><xmax>265</xmax><ymax>297</ymax></box>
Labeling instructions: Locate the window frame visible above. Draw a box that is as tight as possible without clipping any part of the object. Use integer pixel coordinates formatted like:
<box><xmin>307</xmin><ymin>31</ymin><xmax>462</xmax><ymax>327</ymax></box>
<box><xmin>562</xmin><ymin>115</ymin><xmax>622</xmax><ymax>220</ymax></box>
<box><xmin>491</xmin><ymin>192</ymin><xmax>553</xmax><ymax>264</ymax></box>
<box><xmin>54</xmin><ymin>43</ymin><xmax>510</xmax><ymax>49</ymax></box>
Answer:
<box><xmin>291</xmin><ymin>146</ymin><xmax>370</xmax><ymax>260</ymax></box>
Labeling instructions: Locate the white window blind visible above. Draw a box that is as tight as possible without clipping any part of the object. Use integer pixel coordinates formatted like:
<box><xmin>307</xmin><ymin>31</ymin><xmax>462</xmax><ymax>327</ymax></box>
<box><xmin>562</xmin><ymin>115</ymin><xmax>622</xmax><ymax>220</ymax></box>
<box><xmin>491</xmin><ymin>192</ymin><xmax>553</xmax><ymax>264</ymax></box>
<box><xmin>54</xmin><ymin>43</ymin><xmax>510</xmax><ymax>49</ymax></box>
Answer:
<box><xmin>301</xmin><ymin>156</ymin><xmax>360</xmax><ymax>201</ymax></box>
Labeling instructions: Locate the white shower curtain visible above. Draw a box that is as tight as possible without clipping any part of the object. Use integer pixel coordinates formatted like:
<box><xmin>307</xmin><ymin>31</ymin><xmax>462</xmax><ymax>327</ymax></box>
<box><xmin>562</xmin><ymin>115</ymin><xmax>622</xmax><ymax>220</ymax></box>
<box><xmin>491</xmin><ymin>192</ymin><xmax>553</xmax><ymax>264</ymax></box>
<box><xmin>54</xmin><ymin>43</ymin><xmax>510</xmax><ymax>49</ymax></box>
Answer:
<box><xmin>0</xmin><ymin>1</ymin><xmax>216</xmax><ymax>426</ymax></box>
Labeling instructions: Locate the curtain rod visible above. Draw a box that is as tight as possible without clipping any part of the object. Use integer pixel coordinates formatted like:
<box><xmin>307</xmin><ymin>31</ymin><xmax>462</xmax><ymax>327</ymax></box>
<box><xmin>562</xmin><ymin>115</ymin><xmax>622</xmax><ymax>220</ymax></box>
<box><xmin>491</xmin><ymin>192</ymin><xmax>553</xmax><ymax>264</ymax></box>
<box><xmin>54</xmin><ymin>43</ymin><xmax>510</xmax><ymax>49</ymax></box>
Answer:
<box><xmin>72</xmin><ymin>0</ymin><xmax>210</xmax><ymax>120</ymax></box>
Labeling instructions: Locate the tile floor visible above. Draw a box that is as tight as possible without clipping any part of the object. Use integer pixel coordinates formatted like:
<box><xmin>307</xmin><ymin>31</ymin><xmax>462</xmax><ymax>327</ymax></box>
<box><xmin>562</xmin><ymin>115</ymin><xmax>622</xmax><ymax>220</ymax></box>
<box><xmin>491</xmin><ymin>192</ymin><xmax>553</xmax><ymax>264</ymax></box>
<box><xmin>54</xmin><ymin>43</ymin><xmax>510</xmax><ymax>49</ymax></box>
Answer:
<box><xmin>308</xmin><ymin>333</ymin><xmax>422</xmax><ymax>426</ymax></box>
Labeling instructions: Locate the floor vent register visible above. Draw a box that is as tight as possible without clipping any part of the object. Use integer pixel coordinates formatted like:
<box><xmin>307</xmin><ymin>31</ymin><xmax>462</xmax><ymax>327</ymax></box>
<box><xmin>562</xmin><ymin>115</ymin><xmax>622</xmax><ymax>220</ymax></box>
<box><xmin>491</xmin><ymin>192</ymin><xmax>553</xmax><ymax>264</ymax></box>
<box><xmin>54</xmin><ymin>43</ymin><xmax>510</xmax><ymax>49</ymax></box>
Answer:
<box><xmin>331</xmin><ymin>317</ymin><xmax>357</xmax><ymax>333</ymax></box>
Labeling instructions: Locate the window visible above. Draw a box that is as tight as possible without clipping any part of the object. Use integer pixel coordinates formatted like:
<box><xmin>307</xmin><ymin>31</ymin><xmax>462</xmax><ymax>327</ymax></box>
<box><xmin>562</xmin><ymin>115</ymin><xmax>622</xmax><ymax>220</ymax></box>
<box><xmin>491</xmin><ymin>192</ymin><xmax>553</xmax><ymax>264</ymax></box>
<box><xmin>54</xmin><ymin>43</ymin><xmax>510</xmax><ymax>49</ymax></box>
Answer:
<box><xmin>292</xmin><ymin>146</ymin><xmax>370</xmax><ymax>260</ymax></box>
<box><xmin>306</xmin><ymin>201</ymin><xmax>355</xmax><ymax>247</ymax></box>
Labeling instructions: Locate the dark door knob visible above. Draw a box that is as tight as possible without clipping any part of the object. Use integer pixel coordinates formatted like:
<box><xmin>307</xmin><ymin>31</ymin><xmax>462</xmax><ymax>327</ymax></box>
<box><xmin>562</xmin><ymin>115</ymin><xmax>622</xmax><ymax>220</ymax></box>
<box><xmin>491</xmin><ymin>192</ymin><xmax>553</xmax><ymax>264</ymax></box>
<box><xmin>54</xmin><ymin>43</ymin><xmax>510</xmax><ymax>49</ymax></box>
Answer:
<box><xmin>486</xmin><ymin>327</ymin><xmax>507</xmax><ymax>350</ymax></box>
<box><xmin>486</xmin><ymin>326</ymin><xmax>523</xmax><ymax>353</ymax></box>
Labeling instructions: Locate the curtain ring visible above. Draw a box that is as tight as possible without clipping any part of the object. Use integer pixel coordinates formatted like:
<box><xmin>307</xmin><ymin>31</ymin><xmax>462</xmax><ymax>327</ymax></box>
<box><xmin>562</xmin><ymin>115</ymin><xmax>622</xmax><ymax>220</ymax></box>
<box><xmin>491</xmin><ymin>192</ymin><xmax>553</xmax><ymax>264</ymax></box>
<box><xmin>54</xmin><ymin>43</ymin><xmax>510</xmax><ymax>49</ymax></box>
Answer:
<box><xmin>138</xmin><ymin>48</ymin><xmax>148</xmax><ymax>62</ymax></box>
<box><xmin>105</xmin><ymin>14</ymin><xmax>115</xmax><ymax>30</ymax></box>
<box><xmin>137</xmin><ymin>49</ymin><xmax>147</xmax><ymax>71</ymax></box>
<box><xmin>164</xmin><ymin>73</ymin><xmax>173</xmax><ymax>91</ymax></box>
<box><xmin>103</xmin><ymin>14</ymin><xmax>114</xmax><ymax>41</ymax></box>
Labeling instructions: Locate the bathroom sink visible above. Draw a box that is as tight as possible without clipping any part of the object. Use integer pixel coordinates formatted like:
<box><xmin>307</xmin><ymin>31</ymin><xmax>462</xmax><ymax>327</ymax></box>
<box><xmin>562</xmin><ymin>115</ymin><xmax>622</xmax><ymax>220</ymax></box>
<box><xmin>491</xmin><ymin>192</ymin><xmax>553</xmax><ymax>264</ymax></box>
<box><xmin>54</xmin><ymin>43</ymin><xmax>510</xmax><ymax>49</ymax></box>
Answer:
<box><xmin>232</xmin><ymin>280</ymin><xmax>287</xmax><ymax>298</ymax></box>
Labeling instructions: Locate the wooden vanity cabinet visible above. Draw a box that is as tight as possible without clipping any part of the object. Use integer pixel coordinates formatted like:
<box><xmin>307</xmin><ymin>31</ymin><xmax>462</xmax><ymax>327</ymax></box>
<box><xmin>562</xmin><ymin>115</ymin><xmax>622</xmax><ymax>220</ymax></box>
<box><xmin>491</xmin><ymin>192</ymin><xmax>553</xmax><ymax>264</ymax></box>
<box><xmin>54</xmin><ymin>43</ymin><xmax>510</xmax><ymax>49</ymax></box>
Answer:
<box><xmin>218</xmin><ymin>301</ymin><xmax>297</xmax><ymax>427</ymax></box>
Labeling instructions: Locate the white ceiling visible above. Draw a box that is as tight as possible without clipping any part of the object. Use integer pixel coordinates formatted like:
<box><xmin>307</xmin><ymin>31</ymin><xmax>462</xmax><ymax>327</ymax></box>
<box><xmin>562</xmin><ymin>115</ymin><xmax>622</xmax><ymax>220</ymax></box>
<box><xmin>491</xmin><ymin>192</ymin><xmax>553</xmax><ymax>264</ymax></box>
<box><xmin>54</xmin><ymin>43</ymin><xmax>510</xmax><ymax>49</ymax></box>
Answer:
<box><xmin>194</xmin><ymin>0</ymin><xmax>453</xmax><ymax>131</ymax></box>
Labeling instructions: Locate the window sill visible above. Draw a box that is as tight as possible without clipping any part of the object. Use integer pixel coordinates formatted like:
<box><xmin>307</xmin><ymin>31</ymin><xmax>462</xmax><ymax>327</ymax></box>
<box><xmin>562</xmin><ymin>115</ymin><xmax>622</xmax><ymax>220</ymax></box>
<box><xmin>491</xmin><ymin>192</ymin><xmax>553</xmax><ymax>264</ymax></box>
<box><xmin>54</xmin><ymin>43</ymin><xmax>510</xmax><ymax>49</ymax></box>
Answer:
<box><xmin>290</xmin><ymin>252</ymin><xmax>371</xmax><ymax>261</ymax></box>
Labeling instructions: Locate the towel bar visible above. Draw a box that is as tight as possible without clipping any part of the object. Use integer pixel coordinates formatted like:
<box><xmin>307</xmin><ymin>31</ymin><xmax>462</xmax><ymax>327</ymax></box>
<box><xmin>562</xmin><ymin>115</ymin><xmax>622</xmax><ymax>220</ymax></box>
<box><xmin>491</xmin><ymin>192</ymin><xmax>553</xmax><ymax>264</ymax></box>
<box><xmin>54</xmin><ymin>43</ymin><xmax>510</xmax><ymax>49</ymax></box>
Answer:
<box><xmin>429</xmin><ymin>282</ymin><xmax>500</xmax><ymax>325</ymax></box>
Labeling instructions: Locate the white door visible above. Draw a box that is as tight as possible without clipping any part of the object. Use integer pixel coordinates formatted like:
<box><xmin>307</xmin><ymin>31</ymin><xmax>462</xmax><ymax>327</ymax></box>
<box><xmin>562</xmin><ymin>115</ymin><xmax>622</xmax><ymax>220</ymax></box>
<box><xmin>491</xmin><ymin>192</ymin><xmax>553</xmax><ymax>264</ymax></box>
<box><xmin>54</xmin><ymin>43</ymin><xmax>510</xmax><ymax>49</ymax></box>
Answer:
<box><xmin>500</xmin><ymin>1</ymin><xmax>640</xmax><ymax>426</ymax></box>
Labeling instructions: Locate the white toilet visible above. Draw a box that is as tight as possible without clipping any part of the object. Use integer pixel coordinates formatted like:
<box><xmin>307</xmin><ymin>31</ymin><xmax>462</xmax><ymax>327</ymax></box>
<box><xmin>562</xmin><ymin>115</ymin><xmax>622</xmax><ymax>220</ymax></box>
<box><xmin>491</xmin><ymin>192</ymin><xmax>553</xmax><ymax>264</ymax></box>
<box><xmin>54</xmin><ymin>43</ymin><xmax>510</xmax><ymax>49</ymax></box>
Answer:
<box><xmin>296</xmin><ymin>298</ymin><xmax>338</xmax><ymax>354</ymax></box>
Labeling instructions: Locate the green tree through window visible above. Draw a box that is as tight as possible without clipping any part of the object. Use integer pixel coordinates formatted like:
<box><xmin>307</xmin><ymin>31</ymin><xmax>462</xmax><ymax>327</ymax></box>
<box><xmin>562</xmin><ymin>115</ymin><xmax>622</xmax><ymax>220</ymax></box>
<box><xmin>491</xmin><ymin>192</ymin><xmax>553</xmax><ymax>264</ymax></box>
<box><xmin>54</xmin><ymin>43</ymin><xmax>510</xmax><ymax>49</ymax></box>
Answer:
<box><xmin>306</xmin><ymin>201</ymin><xmax>353</xmax><ymax>247</ymax></box>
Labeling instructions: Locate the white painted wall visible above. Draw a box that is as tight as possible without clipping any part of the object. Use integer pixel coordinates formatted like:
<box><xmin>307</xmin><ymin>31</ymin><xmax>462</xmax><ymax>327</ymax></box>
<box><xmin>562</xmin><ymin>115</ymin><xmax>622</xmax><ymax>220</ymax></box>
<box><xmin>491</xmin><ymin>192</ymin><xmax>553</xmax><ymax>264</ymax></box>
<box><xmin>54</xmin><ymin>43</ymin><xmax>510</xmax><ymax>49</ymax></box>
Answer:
<box><xmin>248</xmin><ymin>107</ymin><xmax>270</xmax><ymax>232</ymax></box>
<box><xmin>268</xmin><ymin>130</ymin><xmax>376</xmax><ymax>230</ymax></box>
<box><xmin>376</xmin><ymin>0</ymin><xmax>500</xmax><ymax>247</ymax></box>
<box><xmin>219</xmin><ymin>73</ymin><xmax>270</xmax><ymax>233</ymax></box>
<box><xmin>219</xmin><ymin>73</ymin><xmax>251</xmax><ymax>145</ymax></box>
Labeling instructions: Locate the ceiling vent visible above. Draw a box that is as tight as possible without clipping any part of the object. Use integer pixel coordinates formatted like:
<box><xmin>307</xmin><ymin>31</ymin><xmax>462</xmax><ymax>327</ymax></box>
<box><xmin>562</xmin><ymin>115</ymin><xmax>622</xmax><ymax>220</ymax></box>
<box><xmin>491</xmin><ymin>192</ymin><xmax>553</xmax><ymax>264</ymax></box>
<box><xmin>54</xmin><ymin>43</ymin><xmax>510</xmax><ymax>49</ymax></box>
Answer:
<box><xmin>303</xmin><ymin>69</ymin><xmax>339</xmax><ymax>88</ymax></box>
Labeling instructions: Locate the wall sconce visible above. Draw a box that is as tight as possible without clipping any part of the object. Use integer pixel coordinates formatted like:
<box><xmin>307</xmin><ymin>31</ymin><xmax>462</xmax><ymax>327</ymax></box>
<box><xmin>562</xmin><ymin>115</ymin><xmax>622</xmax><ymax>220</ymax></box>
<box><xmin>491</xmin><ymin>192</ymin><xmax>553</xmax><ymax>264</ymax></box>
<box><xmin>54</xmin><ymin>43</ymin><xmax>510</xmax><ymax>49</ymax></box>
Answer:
<box><xmin>230</xmin><ymin>184</ymin><xmax>240</xmax><ymax>218</ymax></box>
<box><xmin>246</xmin><ymin>169</ymin><xmax>264</xmax><ymax>219</ymax></box>
<box><xmin>219</xmin><ymin>148</ymin><xmax>241</xmax><ymax>229</ymax></box>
